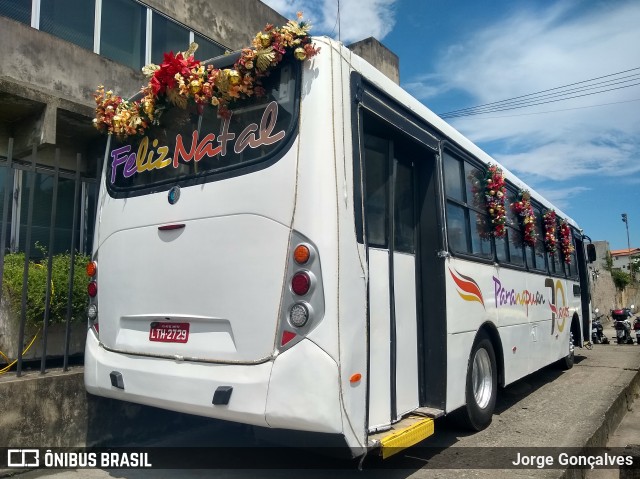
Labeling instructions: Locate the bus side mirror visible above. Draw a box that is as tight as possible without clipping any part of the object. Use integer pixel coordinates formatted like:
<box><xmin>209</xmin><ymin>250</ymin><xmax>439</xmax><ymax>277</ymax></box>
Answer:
<box><xmin>587</xmin><ymin>244</ymin><xmax>596</xmax><ymax>263</ymax></box>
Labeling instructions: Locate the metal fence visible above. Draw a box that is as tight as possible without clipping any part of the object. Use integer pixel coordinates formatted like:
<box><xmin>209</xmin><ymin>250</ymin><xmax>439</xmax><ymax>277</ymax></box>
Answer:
<box><xmin>0</xmin><ymin>138</ymin><xmax>101</xmax><ymax>376</ymax></box>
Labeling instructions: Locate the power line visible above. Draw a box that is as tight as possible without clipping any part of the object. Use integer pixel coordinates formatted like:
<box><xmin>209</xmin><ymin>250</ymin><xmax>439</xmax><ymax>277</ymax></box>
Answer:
<box><xmin>442</xmin><ymin>74</ymin><xmax>640</xmax><ymax>118</ymax></box>
<box><xmin>452</xmin><ymin>97</ymin><xmax>640</xmax><ymax>120</ymax></box>
<box><xmin>438</xmin><ymin>67</ymin><xmax>640</xmax><ymax>119</ymax></box>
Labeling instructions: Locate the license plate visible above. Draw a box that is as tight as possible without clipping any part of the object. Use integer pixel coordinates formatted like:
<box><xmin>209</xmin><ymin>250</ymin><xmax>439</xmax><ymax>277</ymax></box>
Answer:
<box><xmin>149</xmin><ymin>322</ymin><xmax>189</xmax><ymax>343</ymax></box>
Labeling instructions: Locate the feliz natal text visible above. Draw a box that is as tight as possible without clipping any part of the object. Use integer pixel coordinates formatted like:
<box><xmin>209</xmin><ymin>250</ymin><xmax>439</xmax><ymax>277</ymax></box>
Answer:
<box><xmin>109</xmin><ymin>101</ymin><xmax>285</xmax><ymax>184</ymax></box>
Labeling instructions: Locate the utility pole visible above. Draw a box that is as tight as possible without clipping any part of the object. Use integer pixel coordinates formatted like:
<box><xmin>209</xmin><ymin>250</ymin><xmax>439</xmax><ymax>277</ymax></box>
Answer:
<box><xmin>622</xmin><ymin>213</ymin><xmax>633</xmax><ymax>281</ymax></box>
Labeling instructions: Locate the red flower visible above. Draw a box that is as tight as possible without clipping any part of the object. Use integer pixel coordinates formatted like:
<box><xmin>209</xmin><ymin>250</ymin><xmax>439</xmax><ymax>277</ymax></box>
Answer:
<box><xmin>151</xmin><ymin>52</ymin><xmax>200</xmax><ymax>96</ymax></box>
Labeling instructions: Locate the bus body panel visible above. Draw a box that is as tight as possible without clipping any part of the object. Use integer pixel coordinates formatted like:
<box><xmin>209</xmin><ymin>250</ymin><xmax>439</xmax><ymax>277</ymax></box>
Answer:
<box><xmin>84</xmin><ymin>331</ymin><xmax>273</xmax><ymax>426</ymax></box>
<box><xmin>266</xmin><ymin>339</ymin><xmax>342</xmax><ymax>433</ymax></box>
<box><xmin>95</xmin><ymin>214</ymin><xmax>290</xmax><ymax>362</ymax></box>
<box><xmin>444</xmin><ymin>256</ymin><xmax>581</xmax><ymax>412</ymax></box>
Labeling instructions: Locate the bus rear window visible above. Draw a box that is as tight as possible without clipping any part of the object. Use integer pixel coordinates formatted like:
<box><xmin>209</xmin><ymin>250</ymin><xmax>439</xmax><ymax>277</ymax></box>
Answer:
<box><xmin>106</xmin><ymin>60</ymin><xmax>299</xmax><ymax>195</ymax></box>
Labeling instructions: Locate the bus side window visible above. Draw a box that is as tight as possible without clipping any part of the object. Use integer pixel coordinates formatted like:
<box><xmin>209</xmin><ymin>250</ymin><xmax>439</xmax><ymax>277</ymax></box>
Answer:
<box><xmin>504</xmin><ymin>187</ymin><xmax>525</xmax><ymax>267</ymax></box>
<box><xmin>443</xmin><ymin>152</ymin><xmax>491</xmax><ymax>259</ymax></box>
<box><xmin>363</xmin><ymin>134</ymin><xmax>390</xmax><ymax>248</ymax></box>
<box><xmin>530</xmin><ymin>206</ymin><xmax>547</xmax><ymax>271</ymax></box>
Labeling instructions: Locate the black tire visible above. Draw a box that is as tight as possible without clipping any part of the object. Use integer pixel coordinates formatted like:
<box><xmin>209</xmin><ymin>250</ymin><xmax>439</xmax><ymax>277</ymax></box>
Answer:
<box><xmin>559</xmin><ymin>331</ymin><xmax>575</xmax><ymax>370</ymax></box>
<box><xmin>456</xmin><ymin>332</ymin><xmax>497</xmax><ymax>431</ymax></box>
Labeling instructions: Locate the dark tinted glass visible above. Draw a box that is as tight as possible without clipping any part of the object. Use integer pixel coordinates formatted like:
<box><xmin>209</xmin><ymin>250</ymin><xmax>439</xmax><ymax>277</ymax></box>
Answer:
<box><xmin>194</xmin><ymin>33</ymin><xmax>225</xmax><ymax>61</ymax></box>
<box><xmin>107</xmin><ymin>60</ymin><xmax>298</xmax><ymax>194</ymax></box>
<box><xmin>101</xmin><ymin>0</ymin><xmax>146</xmax><ymax>69</ymax></box>
<box><xmin>364</xmin><ymin>135</ymin><xmax>389</xmax><ymax>248</ymax></box>
<box><xmin>40</xmin><ymin>0</ymin><xmax>95</xmax><ymax>50</ymax></box>
<box><xmin>470</xmin><ymin>211</ymin><xmax>492</xmax><ymax>258</ymax></box>
<box><xmin>443</xmin><ymin>153</ymin><xmax>463</xmax><ymax>202</ymax></box>
<box><xmin>394</xmin><ymin>158</ymin><xmax>414</xmax><ymax>254</ymax></box>
<box><xmin>447</xmin><ymin>202</ymin><xmax>467</xmax><ymax>254</ymax></box>
<box><xmin>0</xmin><ymin>0</ymin><xmax>31</xmax><ymax>25</ymax></box>
<box><xmin>152</xmin><ymin>12</ymin><xmax>189</xmax><ymax>62</ymax></box>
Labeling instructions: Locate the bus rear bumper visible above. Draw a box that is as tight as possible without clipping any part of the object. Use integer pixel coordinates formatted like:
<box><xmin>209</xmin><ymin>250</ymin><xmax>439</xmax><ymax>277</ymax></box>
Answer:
<box><xmin>84</xmin><ymin>330</ymin><xmax>273</xmax><ymax>427</ymax></box>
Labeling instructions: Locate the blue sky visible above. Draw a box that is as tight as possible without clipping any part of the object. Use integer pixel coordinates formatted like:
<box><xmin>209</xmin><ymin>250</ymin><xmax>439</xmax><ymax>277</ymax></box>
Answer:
<box><xmin>261</xmin><ymin>0</ymin><xmax>640</xmax><ymax>251</ymax></box>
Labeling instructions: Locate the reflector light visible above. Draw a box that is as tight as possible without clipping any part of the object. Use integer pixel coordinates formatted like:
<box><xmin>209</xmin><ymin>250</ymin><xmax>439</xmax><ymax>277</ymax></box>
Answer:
<box><xmin>291</xmin><ymin>272</ymin><xmax>310</xmax><ymax>295</ymax></box>
<box><xmin>293</xmin><ymin>245</ymin><xmax>310</xmax><ymax>264</ymax></box>
<box><xmin>350</xmin><ymin>373</ymin><xmax>362</xmax><ymax>383</ymax></box>
<box><xmin>88</xmin><ymin>281</ymin><xmax>97</xmax><ymax>297</ymax></box>
<box><xmin>289</xmin><ymin>303</ymin><xmax>309</xmax><ymax>327</ymax></box>
<box><xmin>281</xmin><ymin>330</ymin><xmax>296</xmax><ymax>346</ymax></box>
<box><xmin>86</xmin><ymin>261</ymin><xmax>97</xmax><ymax>277</ymax></box>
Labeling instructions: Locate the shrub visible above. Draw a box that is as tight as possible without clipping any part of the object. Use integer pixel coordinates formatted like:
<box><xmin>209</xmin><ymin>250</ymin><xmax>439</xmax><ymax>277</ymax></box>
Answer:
<box><xmin>2</xmin><ymin>249</ymin><xmax>89</xmax><ymax>327</ymax></box>
<box><xmin>611</xmin><ymin>269</ymin><xmax>631</xmax><ymax>292</ymax></box>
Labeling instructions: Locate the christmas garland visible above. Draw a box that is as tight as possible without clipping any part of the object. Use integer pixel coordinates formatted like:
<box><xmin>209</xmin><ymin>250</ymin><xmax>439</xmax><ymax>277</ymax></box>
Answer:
<box><xmin>559</xmin><ymin>220</ymin><xmax>575</xmax><ymax>264</ymax></box>
<box><xmin>93</xmin><ymin>13</ymin><xmax>319</xmax><ymax>138</ymax></box>
<box><xmin>543</xmin><ymin>210</ymin><xmax>557</xmax><ymax>256</ymax></box>
<box><xmin>510</xmin><ymin>190</ymin><xmax>537</xmax><ymax>247</ymax></box>
<box><xmin>484</xmin><ymin>163</ymin><xmax>507</xmax><ymax>238</ymax></box>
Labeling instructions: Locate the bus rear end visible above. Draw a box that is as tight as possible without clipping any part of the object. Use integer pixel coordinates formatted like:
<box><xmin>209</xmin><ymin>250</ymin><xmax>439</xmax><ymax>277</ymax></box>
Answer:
<box><xmin>84</xmin><ymin>53</ymin><xmax>343</xmax><ymax>442</ymax></box>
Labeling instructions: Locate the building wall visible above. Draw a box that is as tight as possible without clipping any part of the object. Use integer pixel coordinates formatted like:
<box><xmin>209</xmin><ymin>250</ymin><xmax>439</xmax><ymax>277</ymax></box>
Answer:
<box><xmin>144</xmin><ymin>0</ymin><xmax>286</xmax><ymax>51</ymax></box>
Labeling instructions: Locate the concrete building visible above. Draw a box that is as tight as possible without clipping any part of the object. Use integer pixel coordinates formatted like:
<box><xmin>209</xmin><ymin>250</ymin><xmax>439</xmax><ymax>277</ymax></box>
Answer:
<box><xmin>0</xmin><ymin>0</ymin><xmax>399</xmax><ymax>258</ymax></box>
<box><xmin>611</xmin><ymin>247</ymin><xmax>640</xmax><ymax>274</ymax></box>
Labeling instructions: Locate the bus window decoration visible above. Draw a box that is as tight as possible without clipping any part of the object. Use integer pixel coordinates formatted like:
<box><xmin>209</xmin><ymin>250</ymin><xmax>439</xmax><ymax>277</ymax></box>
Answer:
<box><xmin>483</xmin><ymin>163</ymin><xmax>507</xmax><ymax>238</ymax></box>
<box><xmin>559</xmin><ymin>220</ymin><xmax>575</xmax><ymax>264</ymax></box>
<box><xmin>108</xmin><ymin>101</ymin><xmax>286</xmax><ymax>184</ymax></box>
<box><xmin>543</xmin><ymin>210</ymin><xmax>558</xmax><ymax>255</ymax></box>
<box><xmin>467</xmin><ymin>168</ymin><xmax>491</xmax><ymax>240</ymax></box>
<box><xmin>93</xmin><ymin>13</ymin><xmax>319</xmax><ymax>138</ymax></box>
<box><xmin>510</xmin><ymin>190</ymin><xmax>537</xmax><ymax>248</ymax></box>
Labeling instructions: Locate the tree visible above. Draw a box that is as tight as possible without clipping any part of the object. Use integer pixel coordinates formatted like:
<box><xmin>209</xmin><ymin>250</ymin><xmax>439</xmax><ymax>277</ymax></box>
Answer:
<box><xmin>605</xmin><ymin>251</ymin><xmax>613</xmax><ymax>271</ymax></box>
<box><xmin>611</xmin><ymin>269</ymin><xmax>631</xmax><ymax>291</ymax></box>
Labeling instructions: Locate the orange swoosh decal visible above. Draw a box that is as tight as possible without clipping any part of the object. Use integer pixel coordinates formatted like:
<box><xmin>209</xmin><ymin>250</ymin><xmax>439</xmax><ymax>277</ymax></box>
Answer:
<box><xmin>449</xmin><ymin>268</ymin><xmax>485</xmax><ymax>308</ymax></box>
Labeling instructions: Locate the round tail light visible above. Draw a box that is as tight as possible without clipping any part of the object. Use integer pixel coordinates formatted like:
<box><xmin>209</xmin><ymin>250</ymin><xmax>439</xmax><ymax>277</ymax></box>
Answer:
<box><xmin>289</xmin><ymin>303</ymin><xmax>309</xmax><ymax>327</ymax></box>
<box><xmin>88</xmin><ymin>281</ymin><xmax>97</xmax><ymax>298</ymax></box>
<box><xmin>86</xmin><ymin>261</ymin><xmax>97</xmax><ymax>277</ymax></box>
<box><xmin>291</xmin><ymin>272</ymin><xmax>311</xmax><ymax>296</ymax></box>
<box><xmin>293</xmin><ymin>245</ymin><xmax>310</xmax><ymax>264</ymax></box>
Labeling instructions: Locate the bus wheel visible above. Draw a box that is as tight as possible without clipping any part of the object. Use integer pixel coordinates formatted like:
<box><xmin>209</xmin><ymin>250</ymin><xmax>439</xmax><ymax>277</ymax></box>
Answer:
<box><xmin>558</xmin><ymin>331</ymin><xmax>575</xmax><ymax>370</ymax></box>
<box><xmin>458</xmin><ymin>333</ymin><xmax>497</xmax><ymax>431</ymax></box>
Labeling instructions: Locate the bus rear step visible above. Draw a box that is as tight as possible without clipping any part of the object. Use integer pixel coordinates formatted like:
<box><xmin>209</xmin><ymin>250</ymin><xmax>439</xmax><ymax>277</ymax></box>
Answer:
<box><xmin>368</xmin><ymin>415</ymin><xmax>435</xmax><ymax>459</ymax></box>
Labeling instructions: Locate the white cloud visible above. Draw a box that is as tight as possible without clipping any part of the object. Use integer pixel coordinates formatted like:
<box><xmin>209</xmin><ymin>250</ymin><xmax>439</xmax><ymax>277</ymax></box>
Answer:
<box><xmin>260</xmin><ymin>0</ymin><xmax>397</xmax><ymax>43</ymax></box>
<box><xmin>408</xmin><ymin>1</ymin><xmax>640</xmax><ymax>181</ymax></box>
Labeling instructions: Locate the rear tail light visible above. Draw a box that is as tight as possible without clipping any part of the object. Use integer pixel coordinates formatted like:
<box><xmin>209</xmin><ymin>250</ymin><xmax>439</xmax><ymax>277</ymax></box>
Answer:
<box><xmin>86</xmin><ymin>261</ymin><xmax>97</xmax><ymax>277</ymax></box>
<box><xmin>289</xmin><ymin>303</ymin><xmax>310</xmax><ymax>327</ymax></box>
<box><xmin>277</xmin><ymin>234</ymin><xmax>325</xmax><ymax>352</ymax></box>
<box><xmin>291</xmin><ymin>272</ymin><xmax>311</xmax><ymax>295</ymax></box>
<box><xmin>293</xmin><ymin>244</ymin><xmax>310</xmax><ymax>264</ymax></box>
<box><xmin>87</xmin><ymin>259</ymin><xmax>98</xmax><ymax>337</ymax></box>
<box><xmin>87</xmin><ymin>304</ymin><xmax>98</xmax><ymax>320</ymax></box>
<box><xmin>281</xmin><ymin>331</ymin><xmax>296</xmax><ymax>346</ymax></box>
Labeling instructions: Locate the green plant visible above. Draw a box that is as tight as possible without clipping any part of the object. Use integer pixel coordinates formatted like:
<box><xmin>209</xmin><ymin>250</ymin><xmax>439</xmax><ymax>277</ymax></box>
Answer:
<box><xmin>611</xmin><ymin>269</ymin><xmax>631</xmax><ymax>292</ymax></box>
<box><xmin>2</xmin><ymin>248</ymin><xmax>90</xmax><ymax>327</ymax></box>
<box><xmin>605</xmin><ymin>251</ymin><xmax>613</xmax><ymax>272</ymax></box>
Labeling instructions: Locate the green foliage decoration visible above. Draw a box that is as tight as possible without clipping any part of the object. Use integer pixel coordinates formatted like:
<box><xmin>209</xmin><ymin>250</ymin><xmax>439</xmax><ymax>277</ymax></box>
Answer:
<box><xmin>2</xmin><ymin>246</ymin><xmax>89</xmax><ymax>327</ymax></box>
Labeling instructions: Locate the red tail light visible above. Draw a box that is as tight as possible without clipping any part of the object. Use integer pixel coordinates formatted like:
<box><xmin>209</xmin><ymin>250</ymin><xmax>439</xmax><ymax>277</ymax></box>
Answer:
<box><xmin>88</xmin><ymin>281</ymin><xmax>97</xmax><ymax>297</ymax></box>
<box><xmin>291</xmin><ymin>272</ymin><xmax>310</xmax><ymax>295</ymax></box>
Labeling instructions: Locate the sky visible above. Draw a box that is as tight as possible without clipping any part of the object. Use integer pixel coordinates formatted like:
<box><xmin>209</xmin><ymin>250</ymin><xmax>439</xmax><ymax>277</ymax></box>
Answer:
<box><xmin>261</xmin><ymin>0</ymin><xmax>640</xmax><ymax>251</ymax></box>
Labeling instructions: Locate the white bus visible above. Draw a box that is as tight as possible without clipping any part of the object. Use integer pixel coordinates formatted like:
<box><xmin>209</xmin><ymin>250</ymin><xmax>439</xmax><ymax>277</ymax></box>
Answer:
<box><xmin>84</xmin><ymin>36</ymin><xmax>592</xmax><ymax>458</ymax></box>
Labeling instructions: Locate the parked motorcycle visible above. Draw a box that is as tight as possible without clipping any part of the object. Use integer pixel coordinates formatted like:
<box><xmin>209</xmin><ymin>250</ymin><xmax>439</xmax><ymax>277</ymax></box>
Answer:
<box><xmin>633</xmin><ymin>316</ymin><xmax>640</xmax><ymax>345</ymax></box>
<box><xmin>611</xmin><ymin>306</ymin><xmax>635</xmax><ymax>344</ymax></box>
<box><xmin>591</xmin><ymin>308</ymin><xmax>609</xmax><ymax>344</ymax></box>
